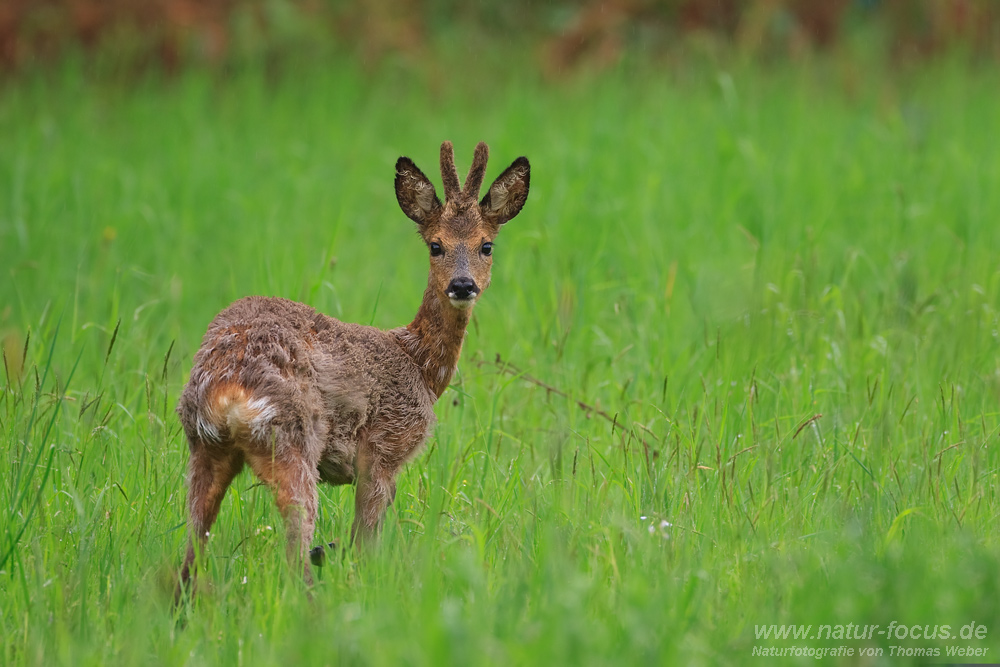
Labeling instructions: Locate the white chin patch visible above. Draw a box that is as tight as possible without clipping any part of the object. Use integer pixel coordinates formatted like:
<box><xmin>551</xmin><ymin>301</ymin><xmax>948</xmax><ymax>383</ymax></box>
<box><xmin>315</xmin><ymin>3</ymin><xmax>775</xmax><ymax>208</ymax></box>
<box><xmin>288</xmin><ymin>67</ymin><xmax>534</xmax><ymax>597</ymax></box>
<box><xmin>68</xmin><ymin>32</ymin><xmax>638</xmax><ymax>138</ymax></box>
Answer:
<box><xmin>448</xmin><ymin>296</ymin><xmax>476</xmax><ymax>310</ymax></box>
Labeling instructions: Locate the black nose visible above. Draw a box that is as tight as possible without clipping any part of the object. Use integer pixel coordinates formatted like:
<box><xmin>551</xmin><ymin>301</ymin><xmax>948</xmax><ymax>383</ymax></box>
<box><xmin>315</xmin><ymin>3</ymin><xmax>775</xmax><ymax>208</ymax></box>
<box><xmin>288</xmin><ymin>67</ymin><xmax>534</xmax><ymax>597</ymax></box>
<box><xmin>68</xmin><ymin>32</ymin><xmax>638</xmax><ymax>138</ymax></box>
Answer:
<box><xmin>447</xmin><ymin>277</ymin><xmax>478</xmax><ymax>300</ymax></box>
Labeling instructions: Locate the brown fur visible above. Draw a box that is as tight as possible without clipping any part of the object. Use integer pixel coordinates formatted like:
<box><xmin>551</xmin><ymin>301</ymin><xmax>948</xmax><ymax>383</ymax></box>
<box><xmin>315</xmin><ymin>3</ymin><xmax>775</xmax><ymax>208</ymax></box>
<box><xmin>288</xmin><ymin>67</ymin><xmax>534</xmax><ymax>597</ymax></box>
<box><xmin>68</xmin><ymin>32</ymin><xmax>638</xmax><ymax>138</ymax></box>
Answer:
<box><xmin>176</xmin><ymin>142</ymin><xmax>530</xmax><ymax>598</ymax></box>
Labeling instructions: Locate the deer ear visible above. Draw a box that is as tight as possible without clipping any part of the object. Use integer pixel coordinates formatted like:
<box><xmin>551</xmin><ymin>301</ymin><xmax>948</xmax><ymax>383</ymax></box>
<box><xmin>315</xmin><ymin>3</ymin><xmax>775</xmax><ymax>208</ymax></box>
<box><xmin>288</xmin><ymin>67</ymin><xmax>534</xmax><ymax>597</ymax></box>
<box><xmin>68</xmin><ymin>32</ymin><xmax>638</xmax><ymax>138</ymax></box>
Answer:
<box><xmin>395</xmin><ymin>157</ymin><xmax>442</xmax><ymax>225</ymax></box>
<box><xmin>480</xmin><ymin>157</ymin><xmax>530</xmax><ymax>227</ymax></box>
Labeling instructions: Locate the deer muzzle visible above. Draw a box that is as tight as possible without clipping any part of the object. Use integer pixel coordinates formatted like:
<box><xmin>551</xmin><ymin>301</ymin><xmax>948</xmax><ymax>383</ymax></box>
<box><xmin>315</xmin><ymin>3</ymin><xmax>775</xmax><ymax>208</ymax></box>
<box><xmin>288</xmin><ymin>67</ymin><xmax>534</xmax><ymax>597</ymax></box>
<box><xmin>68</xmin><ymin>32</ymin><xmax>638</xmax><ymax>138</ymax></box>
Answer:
<box><xmin>446</xmin><ymin>277</ymin><xmax>479</xmax><ymax>308</ymax></box>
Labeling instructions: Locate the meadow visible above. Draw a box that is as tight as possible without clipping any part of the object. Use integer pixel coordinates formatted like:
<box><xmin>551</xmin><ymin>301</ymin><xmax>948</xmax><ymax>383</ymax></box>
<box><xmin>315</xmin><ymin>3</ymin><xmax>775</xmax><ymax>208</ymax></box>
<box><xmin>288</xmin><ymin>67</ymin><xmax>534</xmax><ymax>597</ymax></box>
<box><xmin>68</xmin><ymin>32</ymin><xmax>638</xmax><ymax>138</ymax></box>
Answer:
<box><xmin>2</xmin><ymin>51</ymin><xmax>1000</xmax><ymax>665</ymax></box>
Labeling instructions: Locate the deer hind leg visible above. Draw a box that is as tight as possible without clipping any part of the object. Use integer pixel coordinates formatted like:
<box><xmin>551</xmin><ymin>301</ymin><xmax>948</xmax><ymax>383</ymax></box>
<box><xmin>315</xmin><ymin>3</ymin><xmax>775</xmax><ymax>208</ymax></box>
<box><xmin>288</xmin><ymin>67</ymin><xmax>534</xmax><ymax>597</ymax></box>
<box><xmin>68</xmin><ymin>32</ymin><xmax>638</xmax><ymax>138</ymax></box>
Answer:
<box><xmin>351</xmin><ymin>441</ymin><xmax>399</xmax><ymax>548</ymax></box>
<box><xmin>245</xmin><ymin>448</ymin><xmax>319</xmax><ymax>584</ymax></box>
<box><xmin>177</xmin><ymin>441</ymin><xmax>245</xmax><ymax>601</ymax></box>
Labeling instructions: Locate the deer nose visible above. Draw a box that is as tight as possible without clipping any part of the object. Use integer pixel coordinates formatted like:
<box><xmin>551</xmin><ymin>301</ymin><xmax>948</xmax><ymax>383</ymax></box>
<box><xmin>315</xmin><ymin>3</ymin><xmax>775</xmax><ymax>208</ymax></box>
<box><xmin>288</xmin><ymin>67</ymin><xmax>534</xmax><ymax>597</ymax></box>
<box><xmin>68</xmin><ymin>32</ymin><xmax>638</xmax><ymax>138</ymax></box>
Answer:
<box><xmin>446</xmin><ymin>277</ymin><xmax>478</xmax><ymax>300</ymax></box>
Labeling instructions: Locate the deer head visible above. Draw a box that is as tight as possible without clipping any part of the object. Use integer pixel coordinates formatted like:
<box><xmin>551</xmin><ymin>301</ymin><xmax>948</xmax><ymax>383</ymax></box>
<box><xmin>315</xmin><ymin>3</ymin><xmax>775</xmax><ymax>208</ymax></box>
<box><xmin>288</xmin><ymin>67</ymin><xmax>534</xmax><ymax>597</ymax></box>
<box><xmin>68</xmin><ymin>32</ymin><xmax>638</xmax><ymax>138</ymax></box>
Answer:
<box><xmin>395</xmin><ymin>141</ymin><xmax>530</xmax><ymax>310</ymax></box>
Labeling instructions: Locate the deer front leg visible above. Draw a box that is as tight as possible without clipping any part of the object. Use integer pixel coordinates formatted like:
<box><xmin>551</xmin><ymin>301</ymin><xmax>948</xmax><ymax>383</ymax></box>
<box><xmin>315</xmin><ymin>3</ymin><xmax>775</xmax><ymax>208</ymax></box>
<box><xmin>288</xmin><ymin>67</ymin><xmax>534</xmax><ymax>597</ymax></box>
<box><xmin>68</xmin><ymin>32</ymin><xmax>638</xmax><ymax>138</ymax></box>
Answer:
<box><xmin>351</xmin><ymin>441</ymin><xmax>397</xmax><ymax>548</ymax></box>
<box><xmin>246</xmin><ymin>451</ymin><xmax>319</xmax><ymax>584</ymax></box>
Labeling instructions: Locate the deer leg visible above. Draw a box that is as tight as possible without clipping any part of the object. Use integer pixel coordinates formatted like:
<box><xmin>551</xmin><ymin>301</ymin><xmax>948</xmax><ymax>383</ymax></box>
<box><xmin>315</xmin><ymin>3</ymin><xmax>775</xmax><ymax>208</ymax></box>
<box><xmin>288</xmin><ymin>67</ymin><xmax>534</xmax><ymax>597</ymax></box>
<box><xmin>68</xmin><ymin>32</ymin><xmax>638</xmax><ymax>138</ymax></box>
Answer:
<box><xmin>245</xmin><ymin>451</ymin><xmax>319</xmax><ymax>584</ymax></box>
<box><xmin>177</xmin><ymin>443</ymin><xmax>244</xmax><ymax>602</ymax></box>
<box><xmin>351</xmin><ymin>442</ymin><xmax>398</xmax><ymax>547</ymax></box>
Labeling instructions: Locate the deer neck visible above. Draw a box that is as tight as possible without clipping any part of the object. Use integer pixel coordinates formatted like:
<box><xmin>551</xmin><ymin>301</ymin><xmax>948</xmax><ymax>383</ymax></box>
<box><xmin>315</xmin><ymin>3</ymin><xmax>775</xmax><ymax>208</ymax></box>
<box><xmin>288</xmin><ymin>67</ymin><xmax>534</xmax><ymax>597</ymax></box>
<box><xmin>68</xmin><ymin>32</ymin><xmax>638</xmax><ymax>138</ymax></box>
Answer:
<box><xmin>393</xmin><ymin>282</ymin><xmax>471</xmax><ymax>399</ymax></box>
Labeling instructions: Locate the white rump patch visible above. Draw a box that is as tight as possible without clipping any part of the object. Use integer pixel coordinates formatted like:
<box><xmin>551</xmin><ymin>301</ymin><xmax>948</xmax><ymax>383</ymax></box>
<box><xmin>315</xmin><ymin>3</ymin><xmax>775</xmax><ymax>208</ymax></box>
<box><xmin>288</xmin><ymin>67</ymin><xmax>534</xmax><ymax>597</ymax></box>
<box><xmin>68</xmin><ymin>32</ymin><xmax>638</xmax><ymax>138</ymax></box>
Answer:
<box><xmin>196</xmin><ymin>414</ymin><xmax>222</xmax><ymax>443</ymax></box>
<box><xmin>243</xmin><ymin>397</ymin><xmax>278</xmax><ymax>439</ymax></box>
<box><xmin>197</xmin><ymin>385</ymin><xmax>277</xmax><ymax>442</ymax></box>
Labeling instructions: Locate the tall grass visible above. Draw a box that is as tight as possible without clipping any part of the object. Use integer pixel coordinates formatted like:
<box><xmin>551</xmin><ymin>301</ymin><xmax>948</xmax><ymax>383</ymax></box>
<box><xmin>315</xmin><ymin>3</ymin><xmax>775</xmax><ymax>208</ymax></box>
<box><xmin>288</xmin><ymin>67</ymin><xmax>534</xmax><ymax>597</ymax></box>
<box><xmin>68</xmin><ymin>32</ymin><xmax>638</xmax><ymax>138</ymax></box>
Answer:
<box><xmin>2</xmin><ymin>55</ymin><xmax>1000</xmax><ymax>664</ymax></box>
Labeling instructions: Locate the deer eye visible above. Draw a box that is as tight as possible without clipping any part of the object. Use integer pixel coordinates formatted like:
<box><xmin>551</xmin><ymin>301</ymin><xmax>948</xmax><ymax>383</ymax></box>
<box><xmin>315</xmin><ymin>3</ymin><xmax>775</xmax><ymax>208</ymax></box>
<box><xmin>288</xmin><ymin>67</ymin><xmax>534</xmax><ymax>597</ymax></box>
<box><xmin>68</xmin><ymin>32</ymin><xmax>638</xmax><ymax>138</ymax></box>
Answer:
<box><xmin>429</xmin><ymin>242</ymin><xmax>443</xmax><ymax>257</ymax></box>
<box><xmin>481</xmin><ymin>242</ymin><xmax>493</xmax><ymax>256</ymax></box>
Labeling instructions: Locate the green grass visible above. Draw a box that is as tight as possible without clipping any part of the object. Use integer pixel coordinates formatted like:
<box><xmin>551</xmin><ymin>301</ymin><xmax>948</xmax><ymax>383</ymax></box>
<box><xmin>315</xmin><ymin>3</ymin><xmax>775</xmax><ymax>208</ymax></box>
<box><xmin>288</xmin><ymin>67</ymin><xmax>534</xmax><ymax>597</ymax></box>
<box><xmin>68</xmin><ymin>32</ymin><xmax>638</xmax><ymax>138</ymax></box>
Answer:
<box><xmin>2</xmin><ymin>54</ymin><xmax>1000</xmax><ymax>665</ymax></box>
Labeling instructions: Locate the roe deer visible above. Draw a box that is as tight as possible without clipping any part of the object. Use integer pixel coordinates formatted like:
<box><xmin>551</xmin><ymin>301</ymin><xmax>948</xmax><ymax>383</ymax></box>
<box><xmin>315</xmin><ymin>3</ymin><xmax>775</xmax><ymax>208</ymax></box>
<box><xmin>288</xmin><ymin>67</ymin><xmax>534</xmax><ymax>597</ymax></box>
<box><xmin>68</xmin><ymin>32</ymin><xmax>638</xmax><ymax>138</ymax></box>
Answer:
<box><xmin>175</xmin><ymin>142</ymin><xmax>530</xmax><ymax>595</ymax></box>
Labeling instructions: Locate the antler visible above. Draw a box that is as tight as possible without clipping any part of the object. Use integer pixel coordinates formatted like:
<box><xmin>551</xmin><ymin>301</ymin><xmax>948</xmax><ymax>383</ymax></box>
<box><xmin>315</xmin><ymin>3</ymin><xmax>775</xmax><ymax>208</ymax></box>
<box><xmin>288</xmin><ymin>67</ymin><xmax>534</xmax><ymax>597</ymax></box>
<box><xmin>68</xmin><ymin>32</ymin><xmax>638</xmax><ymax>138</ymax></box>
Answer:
<box><xmin>439</xmin><ymin>141</ymin><xmax>461</xmax><ymax>202</ymax></box>
<box><xmin>440</xmin><ymin>141</ymin><xmax>490</xmax><ymax>203</ymax></box>
<box><xmin>461</xmin><ymin>142</ymin><xmax>489</xmax><ymax>201</ymax></box>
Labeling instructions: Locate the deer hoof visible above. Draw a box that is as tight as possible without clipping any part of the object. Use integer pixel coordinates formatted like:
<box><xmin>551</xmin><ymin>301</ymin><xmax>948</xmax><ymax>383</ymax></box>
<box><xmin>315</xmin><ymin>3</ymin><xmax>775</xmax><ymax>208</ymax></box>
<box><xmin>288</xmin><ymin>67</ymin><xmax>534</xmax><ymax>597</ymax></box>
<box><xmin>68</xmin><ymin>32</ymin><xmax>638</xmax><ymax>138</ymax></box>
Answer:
<box><xmin>309</xmin><ymin>541</ymin><xmax>340</xmax><ymax>567</ymax></box>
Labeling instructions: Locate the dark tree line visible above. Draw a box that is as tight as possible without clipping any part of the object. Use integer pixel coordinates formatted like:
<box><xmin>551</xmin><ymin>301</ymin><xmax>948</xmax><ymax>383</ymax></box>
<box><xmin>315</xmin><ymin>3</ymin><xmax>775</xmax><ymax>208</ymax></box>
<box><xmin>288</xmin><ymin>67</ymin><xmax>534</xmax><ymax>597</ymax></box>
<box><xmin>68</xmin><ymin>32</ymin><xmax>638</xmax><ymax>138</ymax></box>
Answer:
<box><xmin>2</xmin><ymin>0</ymin><xmax>997</xmax><ymax>72</ymax></box>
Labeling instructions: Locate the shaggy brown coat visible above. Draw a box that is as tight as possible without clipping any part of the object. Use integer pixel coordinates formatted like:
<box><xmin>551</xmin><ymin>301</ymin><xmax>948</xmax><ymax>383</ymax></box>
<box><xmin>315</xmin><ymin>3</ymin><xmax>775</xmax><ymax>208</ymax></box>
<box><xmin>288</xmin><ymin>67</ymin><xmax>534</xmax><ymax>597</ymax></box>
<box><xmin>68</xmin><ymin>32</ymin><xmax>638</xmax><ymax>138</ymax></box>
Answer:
<box><xmin>176</xmin><ymin>141</ymin><xmax>530</xmax><ymax>593</ymax></box>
